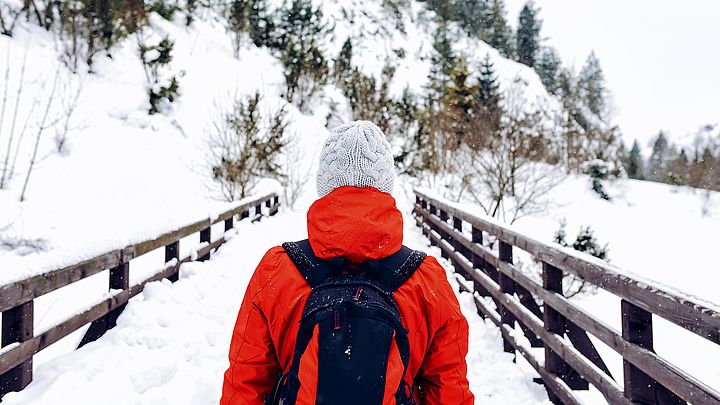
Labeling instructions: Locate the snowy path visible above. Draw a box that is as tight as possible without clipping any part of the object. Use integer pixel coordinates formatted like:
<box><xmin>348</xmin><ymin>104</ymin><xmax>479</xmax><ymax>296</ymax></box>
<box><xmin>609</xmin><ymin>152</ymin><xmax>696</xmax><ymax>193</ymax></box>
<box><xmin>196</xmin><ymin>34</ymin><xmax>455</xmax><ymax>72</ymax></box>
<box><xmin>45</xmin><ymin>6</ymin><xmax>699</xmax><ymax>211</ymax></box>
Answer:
<box><xmin>1</xmin><ymin>198</ymin><xmax>550</xmax><ymax>405</ymax></box>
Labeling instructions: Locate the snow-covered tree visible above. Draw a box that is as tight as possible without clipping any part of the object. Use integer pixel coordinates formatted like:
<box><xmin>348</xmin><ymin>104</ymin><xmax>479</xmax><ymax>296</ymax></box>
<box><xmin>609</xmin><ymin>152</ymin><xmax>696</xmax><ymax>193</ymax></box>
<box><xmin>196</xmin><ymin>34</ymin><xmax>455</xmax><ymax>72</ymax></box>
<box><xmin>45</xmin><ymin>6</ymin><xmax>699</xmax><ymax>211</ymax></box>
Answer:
<box><xmin>625</xmin><ymin>139</ymin><xmax>644</xmax><ymax>179</ymax></box>
<box><xmin>515</xmin><ymin>1</ymin><xmax>541</xmax><ymax>67</ymax></box>
<box><xmin>578</xmin><ymin>51</ymin><xmax>607</xmax><ymax>119</ymax></box>
<box><xmin>535</xmin><ymin>46</ymin><xmax>561</xmax><ymax>95</ymax></box>
<box><xmin>483</xmin><ymin>0</ymin><xmax>513</xmax><ymax>57</ymax></box>
<box><xmin>275</xmin><ymin>0</ymin><xmax>329</xmax><ymax>109</ymax></box>
<box><xmin>647</xmin><ymin>131</ymin><xmax>668</xmax><ymax>181</ymax></box>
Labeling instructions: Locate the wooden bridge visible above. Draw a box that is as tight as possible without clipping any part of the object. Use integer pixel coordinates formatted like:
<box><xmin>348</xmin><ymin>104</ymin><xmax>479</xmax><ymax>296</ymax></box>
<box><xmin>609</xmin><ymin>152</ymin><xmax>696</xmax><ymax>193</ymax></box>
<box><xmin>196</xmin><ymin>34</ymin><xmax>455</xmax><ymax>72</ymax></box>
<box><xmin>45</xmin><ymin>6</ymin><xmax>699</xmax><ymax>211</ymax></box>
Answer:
<box><xmin>0</xmin><ymin>189</ymin><xmax>718</xmax><ymax>404</ymax></box>
<box><xmin>0</xmin><ymin>192</ymin><xmax>279</xmax><ymax>400</ymax></box>
<box><xmin>414</xmin><ymin>190</ymin><xmax>720</xmax><ymax>405</ymax></box>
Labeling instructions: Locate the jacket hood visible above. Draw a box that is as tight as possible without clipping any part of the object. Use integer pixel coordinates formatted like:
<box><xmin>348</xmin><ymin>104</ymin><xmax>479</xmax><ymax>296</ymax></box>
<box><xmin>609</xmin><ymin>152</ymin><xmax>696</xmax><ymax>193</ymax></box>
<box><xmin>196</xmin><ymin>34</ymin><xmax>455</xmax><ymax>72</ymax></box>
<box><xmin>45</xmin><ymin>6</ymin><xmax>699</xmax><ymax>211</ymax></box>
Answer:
<box><xmin>307</xmin><ymin>186</ymin><xmax>403</xmax><ymax>262</ymax></box>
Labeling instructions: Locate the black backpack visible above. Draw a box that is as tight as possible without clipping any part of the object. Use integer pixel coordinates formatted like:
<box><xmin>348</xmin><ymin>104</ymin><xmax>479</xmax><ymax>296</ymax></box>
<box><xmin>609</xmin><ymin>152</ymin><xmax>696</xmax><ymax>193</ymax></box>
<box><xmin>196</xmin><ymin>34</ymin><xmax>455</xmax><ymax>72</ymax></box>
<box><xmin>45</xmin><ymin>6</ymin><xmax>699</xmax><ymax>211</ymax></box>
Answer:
<box><xmin>266</xmin><ymin>239</ymin><xmax>426</xmax><ymax>405</ymax></box>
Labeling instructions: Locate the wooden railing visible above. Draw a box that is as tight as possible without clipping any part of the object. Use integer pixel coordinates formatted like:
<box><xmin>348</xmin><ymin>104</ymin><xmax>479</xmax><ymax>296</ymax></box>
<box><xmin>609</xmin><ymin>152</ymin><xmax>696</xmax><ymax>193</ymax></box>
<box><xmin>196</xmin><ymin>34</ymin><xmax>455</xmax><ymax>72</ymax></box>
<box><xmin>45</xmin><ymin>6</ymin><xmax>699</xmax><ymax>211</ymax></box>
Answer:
<box><xmin>0</xmin><ymin>192</ymin><xmax>280</xmax><ymax>399</ymax></box>
<box><xmin>414</xmin><ymin>190</ymin><xmax>720</xmax><ymax>405</ymax></box>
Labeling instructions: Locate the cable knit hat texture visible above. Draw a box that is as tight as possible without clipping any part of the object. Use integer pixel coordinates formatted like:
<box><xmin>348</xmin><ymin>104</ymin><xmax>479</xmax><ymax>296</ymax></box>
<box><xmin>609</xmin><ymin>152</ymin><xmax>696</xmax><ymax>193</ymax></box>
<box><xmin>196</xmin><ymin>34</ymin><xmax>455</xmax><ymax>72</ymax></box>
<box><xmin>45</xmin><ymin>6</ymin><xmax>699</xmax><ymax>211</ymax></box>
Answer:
<box><xmin>316</xmin><ymin>121</ymin><xmax>395</xmax><ymax>198</ymax></box>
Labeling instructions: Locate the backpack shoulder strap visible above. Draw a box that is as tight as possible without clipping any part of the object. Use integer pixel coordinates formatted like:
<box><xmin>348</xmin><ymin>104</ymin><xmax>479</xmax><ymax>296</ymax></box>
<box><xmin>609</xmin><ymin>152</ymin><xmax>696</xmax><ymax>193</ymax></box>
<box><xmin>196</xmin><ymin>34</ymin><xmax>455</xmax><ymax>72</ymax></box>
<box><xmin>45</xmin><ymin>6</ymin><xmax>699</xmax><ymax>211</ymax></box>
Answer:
<box><xmin>281</xmin><ymin>239</ymin><xmax>331</xmax><ymax>288</ymax></box>
<box><xmin>374</xmin><ymin>246</ymin><xmax>427</xmax><ymax>292</ymax></box>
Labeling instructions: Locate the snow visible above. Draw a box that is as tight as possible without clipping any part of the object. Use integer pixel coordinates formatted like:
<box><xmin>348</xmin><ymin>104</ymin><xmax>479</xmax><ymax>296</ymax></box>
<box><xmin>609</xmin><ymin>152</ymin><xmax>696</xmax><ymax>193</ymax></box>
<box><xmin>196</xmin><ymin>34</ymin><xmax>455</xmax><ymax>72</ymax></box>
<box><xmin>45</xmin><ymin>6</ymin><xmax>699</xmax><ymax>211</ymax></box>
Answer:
<box><xmin>0</xmin><ymin>191</ymin><xmax>550</xmax><ymax>404</ymax></box>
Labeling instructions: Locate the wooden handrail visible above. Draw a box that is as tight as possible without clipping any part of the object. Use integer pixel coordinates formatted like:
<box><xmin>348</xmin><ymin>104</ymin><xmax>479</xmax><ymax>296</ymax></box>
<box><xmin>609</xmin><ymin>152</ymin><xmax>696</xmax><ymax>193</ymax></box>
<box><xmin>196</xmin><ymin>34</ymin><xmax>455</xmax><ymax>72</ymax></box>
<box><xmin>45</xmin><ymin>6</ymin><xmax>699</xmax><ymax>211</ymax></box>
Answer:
<box><xmin>0</xmin><ymin>192</ymin><xmax>280</xmax><ymax>398</ymax></box>
<box><xmin>414</xmin><ymin>189</ymin><xmax>720</xmax><ymax>405</ymax></box>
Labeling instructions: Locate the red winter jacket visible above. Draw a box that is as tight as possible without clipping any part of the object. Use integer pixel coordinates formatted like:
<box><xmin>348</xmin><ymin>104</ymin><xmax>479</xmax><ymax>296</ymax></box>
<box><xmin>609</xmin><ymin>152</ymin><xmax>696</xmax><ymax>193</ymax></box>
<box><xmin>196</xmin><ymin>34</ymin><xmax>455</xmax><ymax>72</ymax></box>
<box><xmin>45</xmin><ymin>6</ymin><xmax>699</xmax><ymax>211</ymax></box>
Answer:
<box><xmin>220</xmin><ymin>186</ymin><xmax>473</xmax><ymax>405</ymax></box>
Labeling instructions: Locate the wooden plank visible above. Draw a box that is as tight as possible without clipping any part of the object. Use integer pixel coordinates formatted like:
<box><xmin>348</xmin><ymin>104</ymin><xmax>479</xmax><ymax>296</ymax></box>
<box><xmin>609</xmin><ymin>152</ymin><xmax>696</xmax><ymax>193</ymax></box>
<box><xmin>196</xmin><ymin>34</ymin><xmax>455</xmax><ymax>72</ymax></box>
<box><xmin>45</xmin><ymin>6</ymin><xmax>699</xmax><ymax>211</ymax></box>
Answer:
<box><xmin>418</xmin><ymin>206</ymin><xmax>720</xmax><ymax>404</ymax></box>
<box><xmin>414</xmin><ymin>191</ymin><xmax>720</xmax><ymax>344</ymax></box>
<box><xmin>0</xmin><ymin>251</ymin><xmax>122</xmax><ymax>312</ymax></box>
<box><xmin>0</xmin><ymin>300</ymin><xmax>33</xmax><ymax>397</ymax></box>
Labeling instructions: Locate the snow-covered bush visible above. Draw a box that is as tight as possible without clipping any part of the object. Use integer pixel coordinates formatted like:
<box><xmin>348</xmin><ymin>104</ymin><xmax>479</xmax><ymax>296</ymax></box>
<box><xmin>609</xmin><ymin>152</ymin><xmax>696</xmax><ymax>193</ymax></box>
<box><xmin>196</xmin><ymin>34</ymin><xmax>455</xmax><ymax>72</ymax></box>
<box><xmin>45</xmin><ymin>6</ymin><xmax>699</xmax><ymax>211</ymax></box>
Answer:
<box><xmin>553</xmin><ymin>221</ymin><xmax>609</xmax><ymax>297</ymax></box>
<box><xmin>206</xmin><ymin>91</ymin><xmax>287</xmax><ymax>201</ymax></box>
<box><xmin>139</xmin><ymin>36</ymin><xmax>181</xmax><ymax>114</ymax></box>
<box><xmin>582</xmin><ymin>159</ymin><xmax>613</xmax><ymax>200</ymax></box>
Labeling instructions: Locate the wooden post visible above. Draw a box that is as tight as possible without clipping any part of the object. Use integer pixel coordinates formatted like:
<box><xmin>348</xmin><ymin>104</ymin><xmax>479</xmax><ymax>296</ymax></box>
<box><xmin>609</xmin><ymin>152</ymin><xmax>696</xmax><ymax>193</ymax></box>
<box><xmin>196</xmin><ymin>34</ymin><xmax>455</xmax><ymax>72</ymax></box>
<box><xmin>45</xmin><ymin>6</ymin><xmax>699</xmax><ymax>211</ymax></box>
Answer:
<box><xmin>224</xmin><ymin>217</ymin><xmax>234</xmax><ymax>232</ymax></box>
<box><xmin>254</xmin><ymin>204</ymin><xmax>262</xmax><ymax>220</ymax></box>
<box><xmin>498</xmin><ymin>241</ymin><xmax>516</xmax><ymax>356</ymax></box>
<box><xmin>166</xmin><ymin>241</ymin><xmax>180</xmax><ymax>282</ymax></box>
<box><xmin>1</xmin><ymin>301</ymin><xmax>33</xmax><ymax>396</ymax></box>
<box><xmin>543</xmin><ymin>262</ymin><xmax>588</xmax><ymax>393</ymax></box>
<box><xmin>241</xmin><ymin>209</ymin><xmax>250</xmax><ymax>220</ymax></box>
<box><xmin>621</xmin><ymin>300</ymin><xmax>684</xmax><ymax>404</ymax></box>
<box><xmin>199</xmin><ymin>227</ymin><xmax>211</xmax><ymax>261</ymax></box>
<box><xmin>622</xmin><ymin>300</ymin><xmax>655</xmax><ymax>403</ymax></box>
<box><xmin>78</xmin><ymin>261</ymin><xmax>129</xmax><ymax>348</ymax></box>
<box><xmin>428</xmin><ymin>205</ymin><xmax>437</xmax><ymax>247</ymax></box>
<box><xmin>439</xmin><ymin>210</ymin><xmax>450</xmax><ymax>259</ymax></box>
<box><xmin>470</xmin><ymin>226</ymin><xmax>488</xmax><ymax>316</ymax></box>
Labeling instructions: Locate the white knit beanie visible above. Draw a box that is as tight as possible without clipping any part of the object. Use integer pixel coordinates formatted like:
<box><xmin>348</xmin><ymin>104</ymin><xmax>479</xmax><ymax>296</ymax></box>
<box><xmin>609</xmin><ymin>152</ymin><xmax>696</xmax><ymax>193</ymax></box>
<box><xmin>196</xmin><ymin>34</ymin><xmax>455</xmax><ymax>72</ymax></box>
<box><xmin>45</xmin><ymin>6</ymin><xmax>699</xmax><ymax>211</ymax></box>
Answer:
<box><xmin>316</xmin><ymin>121</ymin><xmax>395</xmax><ymax>198</ymax></box>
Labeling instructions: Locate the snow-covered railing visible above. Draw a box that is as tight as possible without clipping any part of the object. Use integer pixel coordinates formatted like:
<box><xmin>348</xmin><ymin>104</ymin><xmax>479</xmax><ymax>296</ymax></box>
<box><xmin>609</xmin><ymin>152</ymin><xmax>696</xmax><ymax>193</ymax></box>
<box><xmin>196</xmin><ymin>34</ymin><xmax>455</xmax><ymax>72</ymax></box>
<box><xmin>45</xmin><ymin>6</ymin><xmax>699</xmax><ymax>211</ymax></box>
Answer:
<box><xmin>0</xmin><ymin>192</ymin><xmax>280</xmax><ymax>398</ymax></box>
<box><xmin>414</xmin><ymin>190</ymin><xmax>719</xmax><ymax>405</ymax></box>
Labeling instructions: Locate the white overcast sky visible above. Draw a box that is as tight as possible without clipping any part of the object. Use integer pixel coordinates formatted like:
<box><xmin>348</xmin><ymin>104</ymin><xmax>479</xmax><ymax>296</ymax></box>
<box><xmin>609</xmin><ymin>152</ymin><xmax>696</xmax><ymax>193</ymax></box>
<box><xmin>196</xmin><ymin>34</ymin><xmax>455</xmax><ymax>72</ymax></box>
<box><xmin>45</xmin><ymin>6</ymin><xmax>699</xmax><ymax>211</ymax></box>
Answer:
<box><xmin>504</xmin><ymin>0</ymin><xmax>720</xmax><ymax>148</ymax></box>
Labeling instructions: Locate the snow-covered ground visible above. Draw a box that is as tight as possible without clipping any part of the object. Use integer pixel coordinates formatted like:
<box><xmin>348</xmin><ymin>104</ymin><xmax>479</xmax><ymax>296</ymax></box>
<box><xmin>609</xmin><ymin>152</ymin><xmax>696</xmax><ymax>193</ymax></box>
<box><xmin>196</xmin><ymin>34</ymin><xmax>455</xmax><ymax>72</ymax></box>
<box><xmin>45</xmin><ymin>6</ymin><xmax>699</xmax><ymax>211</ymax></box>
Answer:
<box><xmin>0</xmin><ymin>190</ymin><xmax>550</xmax><ymax>405</ymax></box>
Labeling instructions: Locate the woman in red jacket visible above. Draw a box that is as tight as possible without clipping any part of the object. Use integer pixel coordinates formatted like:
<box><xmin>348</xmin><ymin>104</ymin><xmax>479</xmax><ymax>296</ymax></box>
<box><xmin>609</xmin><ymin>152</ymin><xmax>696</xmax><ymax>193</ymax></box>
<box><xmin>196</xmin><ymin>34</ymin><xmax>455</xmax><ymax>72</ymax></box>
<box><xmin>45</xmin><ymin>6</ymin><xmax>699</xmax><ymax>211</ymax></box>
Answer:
<box><xmin>221</xmin><ymin>121</ymin><xmax>474</xmax><ymax>405</ymax></box>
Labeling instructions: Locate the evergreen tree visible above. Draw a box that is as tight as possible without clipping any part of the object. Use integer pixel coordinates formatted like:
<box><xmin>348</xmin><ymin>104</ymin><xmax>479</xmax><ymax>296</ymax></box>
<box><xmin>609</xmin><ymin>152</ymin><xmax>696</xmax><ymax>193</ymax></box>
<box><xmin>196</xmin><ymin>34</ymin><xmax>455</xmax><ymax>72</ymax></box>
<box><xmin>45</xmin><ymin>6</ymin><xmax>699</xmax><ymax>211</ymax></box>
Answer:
<box><xmin>626</xmin><ymin>139</ymin><xmax>644</xmax><ymax>179</ymax></box>
<box><xmin>455</xmin><ymin>0</ymin><xmax>489</xmax><ymax>38</ymax></box>
<box><xmin>228</xmin><ymin>0</ymin><xmax>275</xmax><ymax>53</ymax></box>
<box><xmin>483</xmin><ymin>0</ymin><xmax>513</xmax><ymax>57</ymax></box>
<box><xmin>441</xmin><ymin>57</ymin><xmax>480</xmax><ymax>145</ymax></box>
<box><xmin>425</xmin><ymin>23</ymin><xmax>456</xmax><ymax>106</ymax></box>
<box><xmin>248</xmin><ymin>0</ymin><xmax>274</xmax><ymax>48</ymax></box>
<box><xmin>275</xmin><ymin>0</ymin><xmax>329</xmax><ymax>109</ymax></box>
<box><xmin>578</xmin><ymin>51</ymin><xmax>607</xmax><ymax>118</ymax></box>
<box><xmin>536</xmin><ymin>46</ymin><xmax>561</xmax><ymax>94</ymax></box>
<box><xmin>333</xmin><ymin>37</ymin><xmax>353</xmax><ymax>84</ymax></box>
<box><xmin>648</xmin><ymin>131</ymin><xmax>668</xmax><ymax>181</ymax></box>
<box><xmin>515</xmin><ymin>1</ymin><xmax>541</xmax><ymax>67</ymax></box>
<box><xmin>471</xmin><ymin>54</ymin><xmax>502</xmax><ymax>147</ymax></box>
<box><xmin>476</xmin><ymin>54</ymin><xmax>501</xmax><ymax>110</ymax></box>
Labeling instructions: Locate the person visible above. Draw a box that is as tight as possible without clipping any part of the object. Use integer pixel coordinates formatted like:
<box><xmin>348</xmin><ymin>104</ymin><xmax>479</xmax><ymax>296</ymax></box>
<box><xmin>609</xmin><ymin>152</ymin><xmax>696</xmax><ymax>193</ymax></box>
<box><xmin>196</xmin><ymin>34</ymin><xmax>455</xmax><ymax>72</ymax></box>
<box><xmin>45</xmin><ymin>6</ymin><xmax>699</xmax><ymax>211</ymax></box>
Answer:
<box><xmin>220</xmin><ymin>121</ymin><xmax>474</xmax><ymax>405</ymax></box>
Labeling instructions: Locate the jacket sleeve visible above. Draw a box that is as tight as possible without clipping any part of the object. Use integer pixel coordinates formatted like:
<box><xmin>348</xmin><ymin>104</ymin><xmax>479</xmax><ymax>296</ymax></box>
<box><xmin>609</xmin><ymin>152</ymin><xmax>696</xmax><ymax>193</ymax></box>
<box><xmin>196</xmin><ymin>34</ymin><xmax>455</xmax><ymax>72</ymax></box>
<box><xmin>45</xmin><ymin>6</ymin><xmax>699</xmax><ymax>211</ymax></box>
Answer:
<box><xmin>415</xmin><ymin>260</ymin><xmax>474</xmax><ymax>405</ymax></box>
<box><xmin>221</xmin><ymin>249</ymin><xmax>283</xmax><ymax>405</ymax></box>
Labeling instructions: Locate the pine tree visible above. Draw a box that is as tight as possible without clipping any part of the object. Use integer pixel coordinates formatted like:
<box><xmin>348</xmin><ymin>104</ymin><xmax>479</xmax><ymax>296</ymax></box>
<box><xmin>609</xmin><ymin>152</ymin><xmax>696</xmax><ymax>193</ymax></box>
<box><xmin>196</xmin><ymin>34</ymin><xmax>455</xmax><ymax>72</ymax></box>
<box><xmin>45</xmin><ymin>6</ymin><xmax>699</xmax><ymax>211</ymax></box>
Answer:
<box><xmin>648</xmin><ymin>131</ymin><xmax>668</xmax><ymax>181</ymax></box>
<box><xmin>515</xmin><ymin>1</ymin><xmax>541</xmax><ymax>67</ymax></box>
<box><xmin>275</xmin><ymin>0</ymin><xmax>329</xmax><ymax>108</ymax></box>
<box><xmin>536</xmin><ymin>46</ymin><xmax>561</xmax><ymax>94</ymax></box>
<box><xmin>483</xmin><ymin>0</ymin><xmax>513</xmax><ymax>57</ymax></box>
<box><xmin>455</xmin><ymin>0</ymin><xmax>490</xmax><ymax>38</ymax></box>
<box><xmin>441</xmin><ymin>57</ymin><xmax>480</xmax><ymax>145</ymax></box>
<box><xmin>578</xmin><ymin>51</ymin><xmax>607</xmax><ymax>119</ymax></box>
<box><xmin>470</xmin><ymin>54</ymin><xmax>502</xmax><ymax>147</ymax></box>
<box><xmin>333</xmin><ymin>37</ymin><xmax>353</xmax><ymax>84</ymax></box>
<box><xmin>248</xmin><ymin>0</ymin><xmax>274</xmax><ymax>48</ymax></box>
<box><xmin>626</xmin><ymin>139</ymin><xmax>644</xmax><ymax>179</ymax></box>
<box><xmin>476</xmin><ymin>54</ymin><xmax>501</xmax><ymax>110</ymax></box>
<box><xmin>425</xmin><ymin>23</ymin><xmax>456</xmax><ymax>106</ymax></box>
